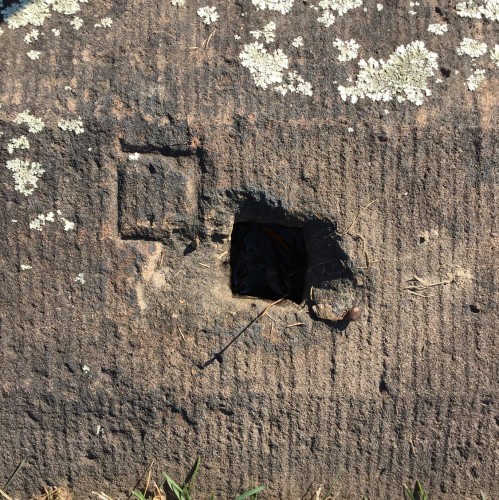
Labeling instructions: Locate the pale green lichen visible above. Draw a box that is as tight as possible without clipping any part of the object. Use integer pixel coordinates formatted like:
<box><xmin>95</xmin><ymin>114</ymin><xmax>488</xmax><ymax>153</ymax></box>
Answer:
<box><xmin>24</xmin><ymin>28</ymin><xmax>40</xmax><ymax>43</ymax></box>
<box><xmin>49</xmin><ymin>0</ymin><xmax>88</xmax><ymax>15</ymax></box>
<box><xmin>456</xmin><ymin>37</ymin><xmax>488</xmax><ymax>58</ymax></box>
<box><xmin>70</xmin><ymin>16</ymin><xmax>83</xmax><ymax>29</ymax></box>
<box><xmin>27</xmin><ymin>50</ymin><xmax>41</xmax><ymax>59</ymax></box>
<box><xmin>197</xmin><ymin>6</ymin><xmax>219</xmax><ymax>24</ymax></box>
<box><xmin>251</xmin><ymin>0</ymin><xmax>294</xmax><ymax>14</ymax></box>
<box><xmin>29</xmin><ymin>210</ymin><xmax>75</xmax><ymax>231</ymax></box>
<box><xmin>57</xmin><ymin>210</ymin><xmax>75</xmax><ymax>230</ymax></box>
<box><xmin>14</xmin><ymin>110</ymin><xmax>45</xmax><ymax>133</ymax></box>
<box><xmin>317</xmin><ymin>10</ymin><xmax>335</xmax><ymax>26</ymax></box>
<box><xmin>1</xmin><ymin>0</ymin><xmax>88</xmax><ymax>28</ymax></box>
<box><xmin>333</xmin><ymin>38</ymin><xmax>360</xmax><ymax>61</ymax></box>
<box><xmin>75</xmin><ymin>273</ymin><xmax>85</xmax><ymax>284</ymax></box>
<box><xmin>467</xmin><ymin>69</ymin><xmax>486</xmax><ymax>90</ymax></box>
<box><xmin>274</xmin><ymin>71</ymin><xmax>313</xmax><ymax>96</ymax></box>
<box><xmin>292</xmin><ymin>36</ymin><xmax>303</xmax><ymax>48</ymax></box>
<box><xmin>240</xmin><ymin>42</ymin><xmax>289</xmax><ymax>89</ymax></box>
<box><xmin>29</xmin><ymin>211</ymin><xmax>55</xmax><ymax>230</ymax></box>
<box><xmin>240</xmin><ymin>42</ymin><xmax>312</xmax><ymax>95</ymax></box>
<box><xmin>6</xmin><ymin>135</ymin><xmax>30</xmax><ymax>154</ymax></box>
<box><xmin>316</xmin><ymin>0</ymin><xmax>362</xmax><ymax>26</ymax></box>
<box><xmin>318</xmin><ymin>0</ymin><xmax>362</xmax><ymax>15</ymax></box>
<box><xmin>1</xmin><ymin>0</ymin><xmax>51</xmax><ymax>29</ymax></box>
<box><xmin>338</xmin><ymin>41</ymin><xmax>438</xmax><ymax>105</ymax></box>
<box><xmin>5</xmin><ymin>158</ymin><xmax>44</xmax><ymax>196</ymax></box>
<box><xmin>456</xmin><ymin>0</ymin><xmax>499</xmax><ymax>21</ymax></box>
<box><xmin>94</xmin><ymin>17</ymin><xmax>113</xmax><ymax>28</ymax></box>
<box><xmin>250</xmin><ymin>21</ymin><xmax>276</xmax><ymax>43</ymax></box>
<box><xmin>58</xmin><ymin>117</ymin><xmax>84</xmax><ymax>134</ymax></box>
<box><xmin>427</xmin><ymin>23</ymin><xmax>448</xmax><ymax>35</ymax></box>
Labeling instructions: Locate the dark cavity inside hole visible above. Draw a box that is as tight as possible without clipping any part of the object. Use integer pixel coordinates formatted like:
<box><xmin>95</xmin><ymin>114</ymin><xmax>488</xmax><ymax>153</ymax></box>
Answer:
<box><xmin>230</xmin><ymin>222</ymin><xmax>306</xmax><ymax>303</ymax></box>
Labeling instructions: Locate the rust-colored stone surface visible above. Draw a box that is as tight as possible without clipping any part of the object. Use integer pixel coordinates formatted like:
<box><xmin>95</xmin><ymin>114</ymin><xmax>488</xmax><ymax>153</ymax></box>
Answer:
<box><xmin>0</xmin><ymin>0</ymin><xmax>497</xmax><ymax>498</ymax></box>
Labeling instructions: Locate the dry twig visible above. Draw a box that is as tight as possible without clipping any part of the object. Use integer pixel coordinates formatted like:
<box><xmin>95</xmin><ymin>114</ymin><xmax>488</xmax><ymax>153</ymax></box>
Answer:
<box><xmin>339</xmin><ymin>198</ymin><xmax>378</xmax><ymax>236</ymax></box>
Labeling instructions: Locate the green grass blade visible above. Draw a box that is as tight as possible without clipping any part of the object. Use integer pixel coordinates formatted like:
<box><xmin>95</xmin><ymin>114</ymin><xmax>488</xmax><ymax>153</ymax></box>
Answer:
<box><xmin>163</xmin><ymin>473</ymin><xmax>184</xmax><ymax>500</ymax></box>
<box><xmin>234</xmin><ymin>485</ymin><xmax>266</xmax><ymax>500</ymax></box>
<box><xmin>131</xmin><ymin>491</ymin><xmax>148</xmax><ymax>500</ymax></box>
<box><xmin>403</xmin><ymin>481</ymin><xmax>428</xmax><ymax>500</ymax></box>
<box><xmin>403</xmin><ymin>484</ymin><xmax>416</xmax><ymax>500</ymax></box>
<box><xmin>182</xmin><ymin>457</ymin><xmax>201</xmax><ymax>493</ymax></box>
<box><xmin>415</xmin><ymin>481</ymin><xmax>428</xmax><ymax>500</ymax></box>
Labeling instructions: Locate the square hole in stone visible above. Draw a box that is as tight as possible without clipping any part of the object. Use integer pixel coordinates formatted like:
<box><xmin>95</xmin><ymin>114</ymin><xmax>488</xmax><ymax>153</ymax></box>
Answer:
<box><xmin>230</xmin><ymin>222</ymin><xmax>306</xmax><ymax>303</ymax></box>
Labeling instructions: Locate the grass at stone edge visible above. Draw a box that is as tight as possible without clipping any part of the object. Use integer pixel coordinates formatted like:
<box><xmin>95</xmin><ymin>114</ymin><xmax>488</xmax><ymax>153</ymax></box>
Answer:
<box><xmin>0</xmin><ymin>458</ymin><xmax>487</xmax><ymax>500</ymax></box>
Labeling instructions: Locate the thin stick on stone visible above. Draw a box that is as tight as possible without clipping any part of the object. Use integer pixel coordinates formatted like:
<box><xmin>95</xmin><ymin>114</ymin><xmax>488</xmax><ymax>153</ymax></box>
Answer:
<box><xmin>199</xmin><ymin>298</ymin><xmax>285</xmax><ymax>369</ymax></box>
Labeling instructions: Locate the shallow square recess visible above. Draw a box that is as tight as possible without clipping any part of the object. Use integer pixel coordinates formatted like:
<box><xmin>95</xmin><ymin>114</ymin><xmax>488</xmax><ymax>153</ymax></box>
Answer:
<box><xmin>230</xmin><ymin>222</ymin><xmax>306</xmax><ymax>303</ymax></box>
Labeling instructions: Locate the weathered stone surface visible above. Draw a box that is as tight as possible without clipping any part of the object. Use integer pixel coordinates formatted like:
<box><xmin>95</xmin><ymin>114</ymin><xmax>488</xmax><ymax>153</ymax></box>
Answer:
<box><xmin>0</xmin><ymin>0</ymin><xmax>497</xmax><ymax>498</ymax></box>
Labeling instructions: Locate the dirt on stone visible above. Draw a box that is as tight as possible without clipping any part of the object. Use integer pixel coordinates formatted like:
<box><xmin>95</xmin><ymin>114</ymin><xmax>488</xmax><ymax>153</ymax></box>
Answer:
<box><xmin>0</xmin><ymin>0</ymin><xmax>498</xmax><ymax>499</ymax></box>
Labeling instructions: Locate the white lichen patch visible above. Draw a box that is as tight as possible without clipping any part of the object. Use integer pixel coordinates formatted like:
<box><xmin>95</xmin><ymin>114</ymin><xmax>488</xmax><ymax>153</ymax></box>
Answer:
<box><xmin>70</xmin><ymin>16</ymin><xmax>83</xmax><ymax>29</ymax></box>
<box><xmin>2</xmin><ymin>0</ymin><xmax>89</xmax><ymax>29</ymax></box>
<box><xmin>14</xmin><ymin>110</ymin><xmax>45</xmax><ymax>133</ymax></box>
<box><xmin>57</xmin><ymin>210</ymin><xmax>75</xmax><ymax>230</ymax></box>
<box><xmin>94</xmin><ymin>17</ymin><xmax>113</xmax><ymax>28</ymax></box>
<box><xmin>20</xmin><ymin>264</ymin><xmax>32</xmax><ymax>270</ymax></box>
<box><xmin>274</xmin><ymin>70</ymin><xmax>313</xmax><ymax>95</ymax></box>
<box><xmin>82</xmin><ymin>365</ymin><xmax>90</xmax><ymax>373</ymax></box>
<box><xmin>1</xmin><ymin>0</ymin><xmax>51</xmax><ymax>29</ymax></box>
<box><xmin>197</xmin><ymin>6</ymin><xmax>219</xmax><ymax>25</ymax></box>
<box><xmin>49</xmin><ymin>0</ymin><xmax>88</xmax><ymax>15</ymax></box>
<box><xmin>467</xmin><ymin>69</ymin><xmax>486</xmax><ymax>90</ymax></box>
<box><xmin>7</xmin><ymin>136</ymin><xmax>30</xmax><ymax>154</ymax></box>
<box><xmin>456</xmin><ymin>0</ymin><xmax>499</xmax><ymax>21</ymax></box>
<box><xmin>338</xmin><ymin>41</ymin><xmax>438</xmax><ymax>105</ymax></box>
<box><xmin>292</xmin><ymin>36</ymin><xmax>303</xmax><ymax>48</ymax></box>
<box><xmin>317</xmin><ymin>0</ymin><xmax>363</xmax><ymax>26</ymax></box>
<box><xmin>5</xmin><ymin>159</ymin><xmax>44</xmax><ymax>196</ymax></box>
<box><xmin>240</xmin><ymin>42</ymin><xmax>289</xmax><ymax>88</ymax></box>
<box><xmin>480</xmin><ymin>0</ymin><xmax>499</xmax><ymax>20</ymax></box>
<box><xmin>75</xmin><ymin>273</ymin><xmax>85</xmax><ymax>284</ymax></box>
<box><xmin>171</xmin><ymin>0</ymin><xmax>186</xmax><ymax>5</ymax></box>
<box><xmin>491</xmin><ymin>44</ymin><xmax>499</xmax><ymax>66</ymax></box>
<box><xmin>24</xmin><ymin>28</ymin><xmax>40</xmax><ymax>43</ymax></box>
<box><xmin>250</xmin><ymin>21</ymin><xmax>276</xmax><ymax>43</ymax></box>
<box><xmin>29</xmin><ymin>211</ymin><xmax>55</xmax><ymax>230</ymax></box>
<box><xmin>376</xmin><ymin>3</ymin><xmax>383</xmax><ymax>10</ymax></box>
<box><xmin>27</xmin><ymin>50</ymin><xmax>41</xmax><ymax>59</ymax></box>
<box><xmin>128</xmin><ymin>152</ymin><xmax>140</xmax><ymax>161</ymax></box>
<box><xmin>240</xmin><ymin>40</ymin><xmax>312</xmax><ymax>95</ymax></box>
<box><xmin>317</xmin><ymin>10</ymin><xmax>335</xmax><ymax>26</ymax></box>
<box><xmin>333</xmin><ymin>38</ymin><xmax>360</xmax><ymax>61</ymax></box>
<box><xmin>51</xmin><ymin>28</ymin><xmax>61</xmax><ymax>36</ymax></box>
<box><xmin>456</xmin><ymin>38</ymin><xmax>487</xmax><ymax>58</ymax></box>
<box><xmin>0</xmin><ymin>27</ymin><xmax>3</xmax><ymax>35</ymax></box>
<box><xmin>427</xmin><ymin>23</ymin><xmax>448</xmax><ymax>35</ymax></box>
<box><xmin>251</xmin><ymin>0</ymin><xmax>294</xmax><ymax>15</ymax></box>
<box><xmin>319</xmin><ymin>0</ymin><xmax>363</xmax><ymax>15</ymax></box>
<box><xmin>58</xmin><ymin>117</ymin><xmax>84</xmax><ymax>134</ymax></box>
